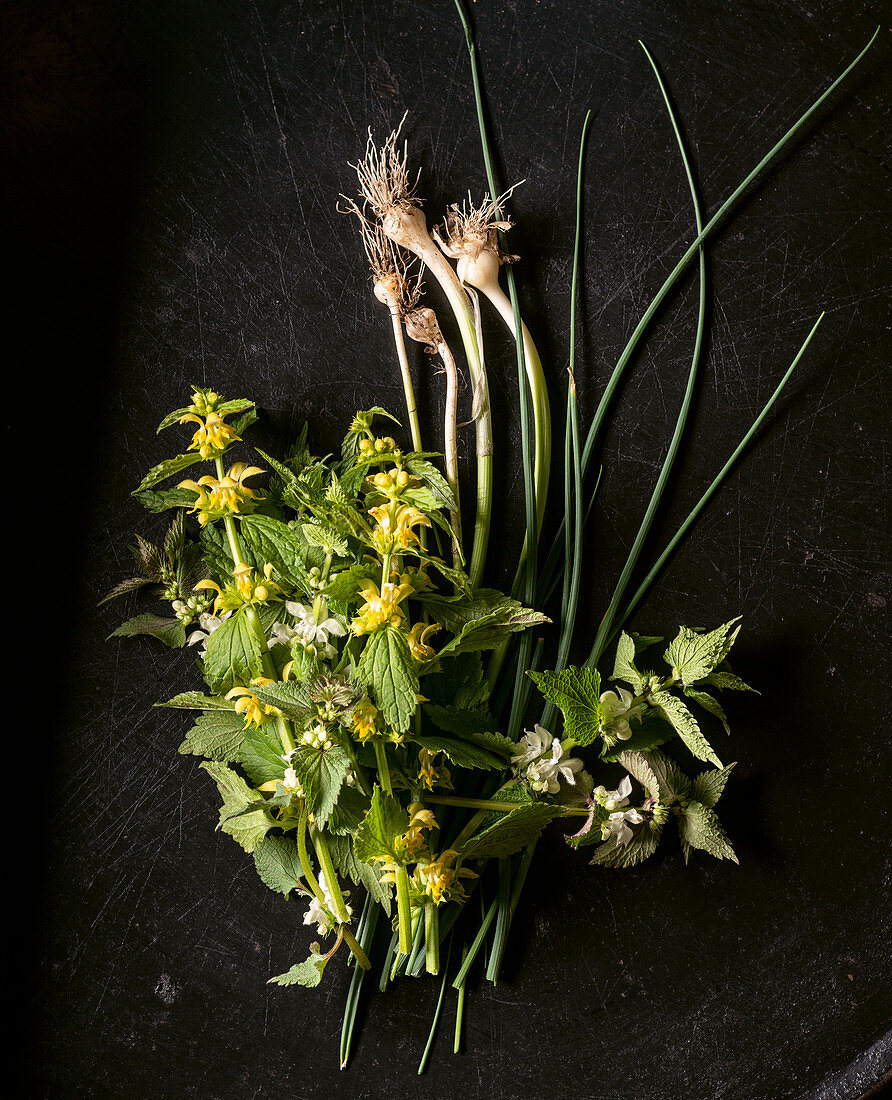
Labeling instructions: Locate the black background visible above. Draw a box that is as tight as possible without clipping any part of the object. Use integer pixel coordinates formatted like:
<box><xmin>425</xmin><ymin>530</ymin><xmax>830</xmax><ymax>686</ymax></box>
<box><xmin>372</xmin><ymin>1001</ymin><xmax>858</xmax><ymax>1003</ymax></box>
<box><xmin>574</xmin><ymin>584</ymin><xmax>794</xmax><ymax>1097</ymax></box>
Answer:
<box><xmin>11</xmin><ymin>1</ymin><xmax>891</xmax><ymax>1097</ymax></box>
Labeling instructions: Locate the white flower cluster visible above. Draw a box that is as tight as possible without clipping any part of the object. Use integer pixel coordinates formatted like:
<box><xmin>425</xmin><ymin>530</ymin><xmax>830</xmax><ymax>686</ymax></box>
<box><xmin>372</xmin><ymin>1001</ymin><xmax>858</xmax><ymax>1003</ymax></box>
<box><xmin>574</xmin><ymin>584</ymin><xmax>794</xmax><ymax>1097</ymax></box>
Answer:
<box><xmin>303</xmin><ymin>877</ymin><xmax>352</xmax><ymax>937</ymax></box>
<box><xmin>271</xmin><ymin>601</ymin><xmax>346</xmax><ymax>660</ymax></box>
<box><xmin>186</xmin><ymin>609</ymin><xmax>233</xmax><ymax>655</ymax></box>
<box><xmin>594</xmin><ymin>775</ymin><xmax>644</xmax><ymax>847</ymax></box>
<box><xmin>598</xmin><ymin>687</ymin><xmax>643</xmax><ymax>741</ymax></box>
<box><xmin>300</xmin><ymin>721</ymin><xmax>335</xmax><ymax>751</ymax></box>
<box><xmin>511</xmin><ymin>724</ymin><xmax>584</xmax><ymax>794</ymax></box>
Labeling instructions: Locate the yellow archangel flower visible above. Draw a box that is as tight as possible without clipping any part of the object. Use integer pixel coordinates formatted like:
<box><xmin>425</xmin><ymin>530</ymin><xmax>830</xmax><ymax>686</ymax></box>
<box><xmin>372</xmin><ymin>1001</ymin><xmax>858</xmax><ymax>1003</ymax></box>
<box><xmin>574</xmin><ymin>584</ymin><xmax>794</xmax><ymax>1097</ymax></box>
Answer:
<box><xmin>351</xmin><ymin>697</ymin><xmax>379</xmax><ymax>742</ymax></box>
<box><xmin>194</xmin><ymin>562</ymin><xmax>282</xmax><ymax>615</ymax></box>
<box><xmin>179</xmin><ymin>410</ymin><xmax>241</xmax><ymax>460</ymax></box>
<box><xmin>413</xmin><ymin>849</ymin><xmax>476</xmax><ymax>905</ymax></box>
<box><xmin>226</xmin><ymin>677</ymin><xmax>281</xmax><ymax>728</ymax></box>
<box><xmin>368</xmin><ymin>502</ymin><xmax>431</xmax><ymax>553</ymax></box>
<box><xmin>407</xmin><ymin>621</ymin><xmax>440</xmax><ymax>661</ymax></box>
<box><xmin>178</xmin><ymin>462</ymin><xmax>264</xmax><ymax>526</ymax></box>
<box><xmin>350</xmin><ymin>574</ymin><xmax>414</xmax><ymax>635</ymax></box>
<box><xmin>417</xmin><ymin>747</ymin><xmax>451</xmax><ymax>792</ymax></box>
<box><xmin>397</xmin><ymin>802</ymin><xmax>438</xmax><ymax>859</ymax></box>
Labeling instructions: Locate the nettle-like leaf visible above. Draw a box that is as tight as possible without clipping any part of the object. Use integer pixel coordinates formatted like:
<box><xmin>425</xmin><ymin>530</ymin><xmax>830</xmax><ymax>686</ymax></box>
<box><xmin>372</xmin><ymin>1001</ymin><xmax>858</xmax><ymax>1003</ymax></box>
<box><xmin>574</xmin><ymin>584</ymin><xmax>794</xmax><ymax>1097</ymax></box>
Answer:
<box><xmin>618</xmin><ymin>750</ymin><xmax>661</xmax><ymax>801</ymax></box>
<box><xmin>413</xmin><ymin>731</ymin><xmax>512</xmax><ymax>771</ymax></box>
<box><xmin>253</xmin><ymin>835</ymin><xmax>306</xmax><ymax>897</ymax></box>
<box><xmin>635</xmin><ymin>748</ymin><xmax>692</xmax><ymax>805</ymax></box>
<box><xmin>322</xmin><ymin>562</ymin><xmax>380</xmax><ymax>603</ymax></box>
<box><xmin>664</xmin><ymin>619</ymin><xmax>741</xmax><ymax>687</ymax></box>
<box><xmin>326</xmin><ymin>785</ymin><xmax>370</xmax><ymax>836</ymax></box>
<box><xmin>290</xmin><ymin>745</ymin><xmax>352</xmax><ymax>827</ymax></box>
<box><xmin>202</xmin><ymin>609</ymin><xmax>266</xmax><ymax>694</ymax></box>
<box><xmin>133</xmin><ymin>453</ymin><xmax>204</xmax><ymax>493</ymax></box>
<box><xmin>590</xmin><ymin>823</ymin><xmax>662</xmax><ymax>869</ymax></box>
<box><xmin>109</xmin><ymin>614</ymin><xmax>186</xmax><ymax>648</ymax></box>
<box><xmin>357</xmin><ymin>627</ymin><xmax>418</xmax><ymax>734</ymax></box>
<box><xmin>238</xmin><ymin>724</ymin><xmax>288</xmax><ymax>787</ymax></box>
<box><xmin>703</xmin><ymin>670</ymin><xmax>758</xmax><ymax>693</ymax></box>
<box><xmin>460</xmin><ymin>803</ymin><xmax>561</xmax><ymax>860</ymax></box>
<box><xmin>424</xmin><ymin>590</ymin><xmax>549</xmax><ymax>652</ymax></box>
<box><xmin>612</xmin><ymin>632</ymin><xmax>645</xmax><ymax>692</ymax></box>
<box><xmin>237</xmin><ymin>514</ymin><xmax>314</xmax><ymax>589</ymax></box>
<box><xmin>690</xmin><ymin>762</ymin><xmax>736</xmax><ymax>809</ymax></box>
<box><xmin>677</xmin><ymin>801</ymin><xmax>738</xmax><ymax>863</ymax></box>
<box><xmin>248</xmin><ymin>680</ymin><xmax>315</xmax><ymax>725</ymax></box>
<box><xmin>527</xmin><ymin>666</ymin><xmax>602</xmax><ymax>746</ymax></box>
<box><xmin>159</xmin><ymin>691</ymin><xmax>236</xmax><ymax>711</ymax></box>
<box><xmin>268</xmin><ymin>951</ymin><xmax>328</xmax><ymax>988</ymax></box>
<box><xmin>405</xmin><ymin>455</ymin><xmax>458</xmax><ymax>512</ymax></box>
<box><xmin>178</xmin><ymin>711</ymin><xmax>247</xmax><ymax>763</ymax></box>
<box><xmin>200</xmin><ymin>761</ymin><xmax>272</xmax><ymax>853</ymax></box>
<box><xmin>134</xmin><ymin>486</ymin><xmax>196</xmax><ymax>513</ymax></box>
<box><xmin>353</xmin><ymin>787</ymin><xmax>410</xmax><ymax>866</ymax></box>
<box><xmin>422</xmin><ymin>653</ymin><xmax>489</xmax><ymax>710</ymax></box>
<box><xmin>651</xmin><ymin>691</ymin><xmax>721</xmax><ymax>767</ymax></box>
<box><xmin>327</xmin><ymin>833</ymin><xmax>392</xmax><ymax>914</ymax></box>
<box><xmin>684</xmin><ymin>688</ymin><xmax>730</xmax><ymax>733</ymax></box>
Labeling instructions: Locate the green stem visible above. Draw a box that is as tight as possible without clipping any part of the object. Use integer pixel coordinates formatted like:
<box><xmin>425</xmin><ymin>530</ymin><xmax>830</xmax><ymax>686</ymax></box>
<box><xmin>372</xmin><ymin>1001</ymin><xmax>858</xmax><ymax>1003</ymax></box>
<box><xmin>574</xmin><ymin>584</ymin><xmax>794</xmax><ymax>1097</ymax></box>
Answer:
<box><xmin>310</xmin><ymin>825</ymin><xmax>351</xmax><ymax>925</ymax></box>
<box><xmin>340</xmin><ymin>925</ymin><xmax>371</xmax><ymax>972</ymax></box>
<box><xmin>395</xmin><ymin>866</ymin><xmax>413</xmax><ymax>955</ymax></box>
<box><xmin>424</xmin><ymin>900</ymin><xmax>440</xmax><ymax>975</ymax></box>
<box><xmin>373</xmin><ymin>739</ymin><xmax>392</xmax><ymax>793</ymax></box>
<box><xmin>390</xmin><ymin>307</ymin><xmax>424</xmax><ymax>453</ymax></box>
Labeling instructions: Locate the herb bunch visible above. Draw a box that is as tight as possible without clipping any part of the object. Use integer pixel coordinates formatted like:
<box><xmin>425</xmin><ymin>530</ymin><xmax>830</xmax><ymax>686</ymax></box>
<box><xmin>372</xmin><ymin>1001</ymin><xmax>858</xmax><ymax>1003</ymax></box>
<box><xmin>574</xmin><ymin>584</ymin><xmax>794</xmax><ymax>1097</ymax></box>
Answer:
<box><xmin>103</xmin><ymin>7</ymin><xmax>878</xmax><ymax>1070</ymax></box>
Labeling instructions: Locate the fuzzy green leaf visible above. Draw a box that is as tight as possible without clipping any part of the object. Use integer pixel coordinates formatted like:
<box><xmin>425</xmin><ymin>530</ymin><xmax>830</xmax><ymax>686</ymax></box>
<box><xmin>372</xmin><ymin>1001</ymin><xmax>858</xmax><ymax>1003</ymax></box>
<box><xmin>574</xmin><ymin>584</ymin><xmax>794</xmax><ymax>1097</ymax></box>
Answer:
<box><xmin>159</xmin><ymin>691</ymin><xmax>235</xmax><ymax>711</ymax></box>
<box><xmin>677</xmin><ymin>801</ymin><xmax>738</xmax><ymax>863</ymax></box>
<box><xmin>528</xmin><ymin>666</ymin><xmax>602</xmax><ymax>746</ymax></box>
<box><xmin>703</xmin><ymin>670</ymin><xmax>758</xmax><ymax>693</ymax></box>
<box><xmin>237</xmin><ymin>514</ymin><xmax>313</xmax><ymax>589</ymax></box>
<box><xmin>253</xmin><ymin>835</ymin><xmax>305</xmax><ymax>897</ymax></box>
<box><xmin>412</xmin><ymin>731</ymin><xmax>511</xmax><ymax>771</ymax></box>
<box><xmin>202</xmin><ymin>610</ymin><xmax>266</xmax><ymax>694</ymax></box>
<box><xmin>589</xmin><ymin>823</ymin><xmax>661</xmax><ymax>868</ymax></box>
<box><xmin>651</xmin><ymin>691</ymin><xmax>721</xmax><ymax>767</ymax></box>
<box><xmin>405</xmin><ymin>456</ymin><xmax>458</xmax><ymax>511</ymax></box>
<box><xmin>247</xmin><ymin>680</ymin><xmax>315</xmax><ymax>724</ymax></box>
<box><xmin>327</xmin><ymin>833</ymin><xmax>392</xmax><ymax>914</ymax></box>
<box><xmin>461</xmin><ymin>802</ymin><xmax>560</xmax><ymax>860</ymax></box>
<box><xmin>357</xmin><ymin>627</ymin><xmax>418</xmax><ymax>734</ymax></box>
<box><xmin>289</xmin><ymin>745</ymin><xmax>352</xmax><ymax>827</ymax></box>
<box><xmin>599</xmin><ymin>715</ymin><xmax>674</xmax><ymax>761</ymax></box>
<box><xmin>664</xmin><ymin>619</ymin><xmax>741</xmax><ymax>687</ymax></box>
<box><xmin>617</xmin><ymin>750</ymin><xmax>661</xmax><ymax>801</ymax></box>
<box><xmin>134</xmin><ymin>487</ymin><xmax>196</xmax><ymax>513</ymax></box>
<box><xmin>134</xmin><ymin>453</ymin><xmax>203</xmax><ymax>493</ymax></box>
<box><xmin>268</xmin><ymin>951</ymin><xmax>328</xmax><ymax>987</ymax></box>
<box><xmin>353</xmin><ymin>787</ymin><xmax>410</xmax><ymax>866</ymax></box>
<box><xmin>109</xmin><ymin>614</ymin><xmax>186</xmax><ymax>648</ymax></box>
<box><xmin>638</xmin><ymin>748</ymin><xmax>692</xmax><ymax>805</ymax></box>
<box><xmin>237</xmin><ymin>725</ymin><xmax>288</xmax><ymax>786</ymax></box>
<box><xmin>685</xmin><ymin>688</ymin><xmax>730</xmax><ymax>733</ymax></box>
<box><xmin>200</xmin><ymin>761</ymin><xmax>271</xmax><ymax>852</ymax></box>
<box><xmin>612</xmin><ymin>632</ymin><xmax>644</xmax><ymax>692</ymax></box>
<box><xmin>178</xmin><ymin>712</ymin><xmax>246</xmax><ymax>762</ymax></box>
<box><xmin>690</xmin><ymin>763</ymin><xmax>736</xmax><ymax>809</ymax></box>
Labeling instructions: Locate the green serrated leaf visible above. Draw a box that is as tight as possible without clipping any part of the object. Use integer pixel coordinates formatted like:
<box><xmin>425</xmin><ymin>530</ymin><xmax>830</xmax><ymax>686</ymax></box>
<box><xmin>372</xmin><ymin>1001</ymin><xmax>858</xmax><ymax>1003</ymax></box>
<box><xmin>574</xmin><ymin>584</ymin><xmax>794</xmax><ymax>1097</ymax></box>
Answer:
<box><xmin>301</xmin><ymin>522</ymin><xmax>349</xmax><ymax>556</ymax></box>
<box><xmin>638</xmin><ymin>748</ymin><xmax>692</xmax><ymax>805</ymax></box>
<box><xmin>237</xmin><ymin>514</ymin><xmax>313</xmax><ymax>590</ymax></box>
<box><xmin>677</xmin><ymin>801</ymin><xmax>738</xmax><ymax>863</ymax></box>
<box><xmin>412</xmin><ymin>731</ymin><xmax>509</xmax><ymax>771</ymax></box>
<box><xmin>327</xmin><ymin>832</ymin><xmax>392</xmax><ymax>914</ymax></box>
<box><xmin>200</xmin><ymin>761</ymin><xmax>271</xmax><ymax>852</ymax></box>
<box><xmin>617</xmin><ymin>750</ymin><xmax>661</xmax><ymax>801</ymax></box>
<box><xmin>664</xmin><ymin>619</ymin><xmax>741</xmax><ymax>687</ymax></box>
<box><xmin>651</xmin><ymin>691</ymin><xmax>721</xmax><ymax>767</ymax></box>
<box><xmin>589</xmin><ymin>823</ymin><xmax>661</xmax><ymax>868</ymax></box>
<box><xmin>461</xmin><ymin>802</ymin><xmax>561</xmax><ymax>860</ymax></box>
<box><xmin>133</xmin><ymin>487</ymin><xmax>195</xmax><ymax>513</ymax></box>
<box><xmin>247</xmin><ymin>680</ymin><xmax>315</xmax><ymax>724</ymax></box>
<box><xmin>599</xmin><ymin>714</ymin><xmax>674</xmax><ymax>761</ymax></box>
<box><xmin>357</xmin><ymin>628</ymin><xmax>418</xmax><ymax>734</ymax></box>
<box><xmin>405</xmin><ymin>456</ymin><xmax>458</xmax><ymax>512</ymax></box>
<box><xmin>156</xmin><ymin>406</ymin><xmax>193</xmax><ymax>433</ymax></box>
<box><xmin>202</xmin><ymin>609</ymin><xmax>266</xmax><ymax>694</ymax></box>
<box><xmin>268</xmin><ymin>951</ymin><xmax>328</xmax><ymax>987</ymax></box>
<box><xmin>528</xmin><ymin>666</ymin><xmax>602</xmax><ymax>746</ymax></box>
<box><xmin>109</xmin><ymin>614</ymin><xmax>186</xmax><ymax>648</ymax></box>
<box><xmin>237</xmin><ymin>724</ymin><xmax>288</xmax><ymax>786</ymax></box>
<box><xmin>353</xmin><ymin>787</ymin><xmax>410</xmax><ymax>866</ymax></box>
<box><xmin>703</xmin><ymin>670</ymin><xmax>758</xmax><ymax>693</ymax></box>
<box><xmin>612</xmin><ymin>632</ymin><xmax>644</xmax><ymax>692</ymax></box>
<box><xmin>290</xmin><ymin>745</ymin><xmax>351</xmax><ymax>827</ymax></box>
<box><xmin>690</xmin><ymin>763</ymin><xmax>736</xmax><ymax>809</ymax></box>
<box><xmin>134</xmin><ymin>453</ymin><xmax>204</xmax><ymax>493</ymax></box>
<box><xmin>684</xmin><ymin>688</ymin><xmax>730</xmax><ymax>733</ymax></box>
<box><xmin>253</xmin><ymin>835</ymin><xmax>305</xmax><ymax>897</ymax></box>
<box><xmin>158</xmin><ymin>692</ymin><xmax>235</xmax><ymax>711</ymax></box>
<box><xmin>428</xmin><ymin>591</ymin><xmax>549</xmax><ymax>653</ymax></box>
<box><xmin>178</xmin><ymin>711</ymin><xmax>246</xmax><ymax>762</ymax></box>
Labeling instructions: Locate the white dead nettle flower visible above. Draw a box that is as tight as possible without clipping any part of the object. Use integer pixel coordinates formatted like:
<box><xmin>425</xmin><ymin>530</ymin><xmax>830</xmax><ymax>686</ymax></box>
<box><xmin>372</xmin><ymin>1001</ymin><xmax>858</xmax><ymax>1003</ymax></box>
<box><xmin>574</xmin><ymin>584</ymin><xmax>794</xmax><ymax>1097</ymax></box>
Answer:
<box><xmin>512</xmin><ymin>724</ymin><xmax>584</xmax><ymax>794</ymax></box>
<box><xmin>303</xmin><ymin>878</ymin><xmax>353</xmax><ymax>937</ymax></box>
<box><xmin>281</xmin><ymin>767</ymin><xmax>304</xmax><ymax>796</ymax></box>
<box><xmin>603</xmin><ymin>807</ymin><xmax>645</xmax><ymax>848</ymax></box>
<box><xmin>284</xmin><ymin>600</ymin><xmax>346</xmax><ymax>660</ymax></box>
<box><xmin>599</xmin><ymin>686</ymin><xmax>643</xmax><ymax>741</ymax></box>
<box><xmin>186</xmin><ymin>609</ymin><xmax>233</xmax><ymax>655</ymax></box>
<box><xmin>301</xmin><ymin>721</ymin><xmax>335</xmax><ymax>751</ymax></box>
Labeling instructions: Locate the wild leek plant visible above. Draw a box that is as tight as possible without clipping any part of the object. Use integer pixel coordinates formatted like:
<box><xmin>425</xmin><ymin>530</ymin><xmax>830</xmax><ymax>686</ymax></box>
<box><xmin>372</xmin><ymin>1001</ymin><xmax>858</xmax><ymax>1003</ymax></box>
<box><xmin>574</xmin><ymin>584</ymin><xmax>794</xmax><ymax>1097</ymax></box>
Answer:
<box><xmin>103</xmin><ymin>8</ymin><xmax>878</xmax><ymax>1072</ymax></box>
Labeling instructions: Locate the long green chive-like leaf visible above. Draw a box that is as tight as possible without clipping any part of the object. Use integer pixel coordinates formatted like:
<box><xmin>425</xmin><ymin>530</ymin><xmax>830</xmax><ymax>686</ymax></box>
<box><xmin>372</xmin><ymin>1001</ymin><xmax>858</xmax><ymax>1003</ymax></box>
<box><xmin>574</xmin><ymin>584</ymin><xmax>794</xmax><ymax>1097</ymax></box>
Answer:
<box><xmin>452</xmin><ymin>895</ymin><xmax>498</xmax><ymax>989</ymax></box>
<box><xmin>539</xmin><ymin>28</ymin><xmax>878</xmax><ymax>597</ymax></box>
<box><xmin>454</xmin><ymin>947</ymin><xmax>468</xmax><ymax>1052</ymax></box>
<box><xmin>417</xmin><ymin>937</ymin><xmax>453</xmax><ymax>1075</ymax></box>
<box><xmin>609</xmin><ymin>312</ymin><xmax>825</xmax><ymax>639</ymax></box>
<box><xmin>587</xmin><ymin>42</ymin><xmax>708</xmax><ymax>666</ymax></box>
<box><xmin>340</xmin><ymin>894</ymin><xmax>379</xmax><ymax>1069</ymax></box>
<box><xmin>541</xmin><ymin>110</ymin><xmax>591</xmax><ymax>728</ymax></box>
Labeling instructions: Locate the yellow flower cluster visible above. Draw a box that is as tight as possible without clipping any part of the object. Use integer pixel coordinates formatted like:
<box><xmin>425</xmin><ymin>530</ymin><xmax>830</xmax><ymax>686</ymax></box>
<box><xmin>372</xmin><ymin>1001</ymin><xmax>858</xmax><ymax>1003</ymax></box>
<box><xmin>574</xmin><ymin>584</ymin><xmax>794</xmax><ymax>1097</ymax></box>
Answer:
<box><xmin>351</xmin><ymin>698</ymin><xmax>379</xmax><ymax>742</ymax></box>
<box><xmin>417</xmin><ymin>747</ymin><xmax>451</xmax><ymax>792</ymax></box>
<box><xmin>413</xmin><ymin>849</ymin><xmax>476</xmax><ymax>905</ymax></box>
<box><xmin>407</xmin><ymin>622</ymin><xmax>440</xmax><ymax>661</ymax></box>
<box><xmin>350</xmin><ymin>574</ymin><xmax>414</xmax><ymax>635</ymax></box>
<box><xmin>195</xmin><ymin>562</ymin><xmax>282</xmax><ymax>615</ymax></box>
<box><xmin>180</xmin><ymin>407</ymin><xmax>241</xmax><ymax>460</ymax></box>
<box><xmin>368</xmin><ymin>502</ymin><xmax>431</xmax><ymax>553</ymax></box>
<box><xmin>226</xmin><ymin>677</ymin><xmax>281</xmax><ymax>728</ymax></box>
<box><xmin>178</xmin><ymin>463</ymin><xmax>264</xmax><ymax>526</ymax></box>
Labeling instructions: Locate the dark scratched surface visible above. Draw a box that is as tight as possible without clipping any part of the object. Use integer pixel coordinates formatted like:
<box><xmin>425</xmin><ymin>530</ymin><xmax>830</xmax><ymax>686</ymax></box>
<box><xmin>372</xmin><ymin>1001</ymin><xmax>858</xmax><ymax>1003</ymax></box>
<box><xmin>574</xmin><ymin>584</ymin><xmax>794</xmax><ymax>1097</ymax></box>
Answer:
<box><xmin>10</xmin><ymin>1</ymin><xmax>891</xmax><ymax>1097</ymax></box>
